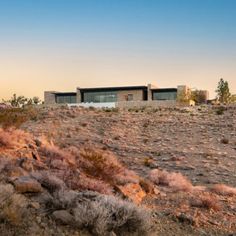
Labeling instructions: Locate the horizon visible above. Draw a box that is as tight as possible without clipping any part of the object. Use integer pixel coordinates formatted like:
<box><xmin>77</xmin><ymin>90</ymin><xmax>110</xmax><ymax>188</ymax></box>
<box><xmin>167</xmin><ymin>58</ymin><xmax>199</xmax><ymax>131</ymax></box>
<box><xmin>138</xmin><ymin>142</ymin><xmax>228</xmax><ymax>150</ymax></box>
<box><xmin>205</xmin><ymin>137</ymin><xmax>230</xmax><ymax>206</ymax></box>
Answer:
<box><xmin>0</xmin><ymin>0</ymin><xmax>236</xmax><ymax>100</ymax></box>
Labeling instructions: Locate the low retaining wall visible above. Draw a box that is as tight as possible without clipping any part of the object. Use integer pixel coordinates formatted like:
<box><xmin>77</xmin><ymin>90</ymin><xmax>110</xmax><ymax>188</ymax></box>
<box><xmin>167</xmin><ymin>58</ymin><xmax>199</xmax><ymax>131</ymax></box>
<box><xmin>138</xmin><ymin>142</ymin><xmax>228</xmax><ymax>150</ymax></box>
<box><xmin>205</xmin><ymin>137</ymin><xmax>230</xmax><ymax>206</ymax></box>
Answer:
<box><xmin>68</xmin><ymin>102</ymin><xmax>116</xmax><ymax>108</ymax></box>
<box><xmin>42</xmin><ymin>100</ymin><xmax>195</xmax><ymax>109</ymax></box>
<box><xmin>116</xmin><ymin>100</ymin><xmax>178</xmax><ymax>109</ymax></box>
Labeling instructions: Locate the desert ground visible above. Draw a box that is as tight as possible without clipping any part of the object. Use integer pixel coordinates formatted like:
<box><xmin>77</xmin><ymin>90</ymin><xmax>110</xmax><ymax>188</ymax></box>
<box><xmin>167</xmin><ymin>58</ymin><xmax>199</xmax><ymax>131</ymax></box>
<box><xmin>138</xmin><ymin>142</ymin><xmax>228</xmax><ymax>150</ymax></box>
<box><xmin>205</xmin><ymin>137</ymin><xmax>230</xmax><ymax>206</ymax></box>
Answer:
<box><xmin>0</xmin><ymin>105</ymin><xmax>236</xmax><ymax>236</ymax></box>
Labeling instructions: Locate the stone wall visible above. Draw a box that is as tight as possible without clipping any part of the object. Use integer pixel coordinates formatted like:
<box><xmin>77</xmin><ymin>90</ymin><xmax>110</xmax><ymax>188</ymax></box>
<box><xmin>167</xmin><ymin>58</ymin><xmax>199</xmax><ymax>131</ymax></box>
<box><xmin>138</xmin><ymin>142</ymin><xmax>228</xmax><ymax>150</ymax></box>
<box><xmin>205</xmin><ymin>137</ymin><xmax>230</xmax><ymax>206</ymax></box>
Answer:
<box><xmin>76</xmin><ymin>88</ymin><xmax>82</xmax><ymax>103</ymax></box>
<box><xmin>44</xmin><ymin>91</ymin><xmax>57</xmax><ymax>104</ymax></box>
<box><xmin>116</xmin><ymin>100</ymin><xmax>178</xmax><ymax>109</ymax></box>
<box><xmin>117</xmin><ymin>90</ymin><xmax>144</xmax><ymax>102</ymax></box>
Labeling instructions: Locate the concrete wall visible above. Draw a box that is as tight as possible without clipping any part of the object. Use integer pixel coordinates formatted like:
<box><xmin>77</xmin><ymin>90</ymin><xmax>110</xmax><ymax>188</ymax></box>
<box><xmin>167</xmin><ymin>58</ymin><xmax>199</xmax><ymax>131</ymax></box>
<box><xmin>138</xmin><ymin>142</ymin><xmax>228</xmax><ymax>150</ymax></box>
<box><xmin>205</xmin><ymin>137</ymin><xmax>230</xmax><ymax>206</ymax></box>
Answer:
<box><xmin>117</xmin><ymin>90</ymin><xmax>144</xmax><ymax>102</ymax></box>
<box><xmin>76</xmin><ymin>88</ymin><xmax>82</xmax><ymax>103</ymax></box>
<box><xmin>68</xmin><ymin>102</ymin><xmax>116</xmax><ymax>108</ymax></box>
<box><xmin>116</xmin><ymin>100</ymin><xmax>178</xmax><ymax>109</ymax></box>
<box><xmin>148</xmin><ymin>84</ymin><xmax>158</xmax><ymax>101</ymax></box>
<box><xmin>44</xmin><ymin>91</ymin><xmax>57</xmax><ymax>104</ymax></box>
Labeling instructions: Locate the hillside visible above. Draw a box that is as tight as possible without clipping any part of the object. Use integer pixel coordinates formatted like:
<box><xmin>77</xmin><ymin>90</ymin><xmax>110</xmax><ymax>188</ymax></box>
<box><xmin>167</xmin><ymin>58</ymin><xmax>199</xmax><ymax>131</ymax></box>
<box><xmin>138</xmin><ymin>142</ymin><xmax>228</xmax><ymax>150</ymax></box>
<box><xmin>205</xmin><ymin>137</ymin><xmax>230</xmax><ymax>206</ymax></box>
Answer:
<box><xmin>0</xmin><ymin>105</ymin><xmax>236</xmax><ymax>235</ymax></box>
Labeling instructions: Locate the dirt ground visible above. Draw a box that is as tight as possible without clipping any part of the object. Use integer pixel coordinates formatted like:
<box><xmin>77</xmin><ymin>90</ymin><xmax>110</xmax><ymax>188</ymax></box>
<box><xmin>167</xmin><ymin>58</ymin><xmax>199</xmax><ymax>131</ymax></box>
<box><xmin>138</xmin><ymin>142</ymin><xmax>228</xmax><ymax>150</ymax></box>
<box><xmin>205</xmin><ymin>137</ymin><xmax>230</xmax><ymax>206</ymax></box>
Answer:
<box><xmin>22</xmin><ymin>105</ymin><xmax>236</xmax><ymax>235</ymax></box>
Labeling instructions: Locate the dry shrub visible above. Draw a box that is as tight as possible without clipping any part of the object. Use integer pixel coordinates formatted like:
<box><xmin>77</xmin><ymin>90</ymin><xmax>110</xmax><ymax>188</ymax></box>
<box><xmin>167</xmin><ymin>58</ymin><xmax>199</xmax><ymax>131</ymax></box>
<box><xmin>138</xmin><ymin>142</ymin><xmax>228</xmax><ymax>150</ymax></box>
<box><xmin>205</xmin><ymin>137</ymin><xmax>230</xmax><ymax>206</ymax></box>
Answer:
<box><xmin>115</xmin><ymin>169</ymin><xmax>139</xmax><ymax>185</ymax></box>
<box><xmin>0</xmin><ymin>128</ymin><xmax>31</xmax><ymax>149</ymax></box>
<box><xmin>74</xmin><ymin>174</ymin><xmax>113</xmax><ymax>195</ymax></box>
<box><xmin>40</xmin><ymin>142</ymin><xmax>75</xmax><ymax>167</ymax></box>
<box><xmin>48</xmin><ymin>191</ymin><xmax>153</xmax><ymax>235</ymax></box>
<box><xmin>139</xmin><ymin>178</ymin><xmax>155</xmax><ymax>194</ymax></box>
<box><xmin>190</xmin><ymin>194</ymin><xmax>221</xmax><ymax>211</ymax></box>
<box><xmin>39</xmin><ymin>145</ymin><xmax>137</xmax><ymax>194</ymax></box>
<box><xmin>0</xmin><ymin>158</ymin><xmax>9</xmax><ymax>173</ymax></box>
<box><xmin>0</xmin><ymin>184</ymin><xmax>28</xmax><ymax>225</ymax></box>
<box><xmin>0</xmin><ymin>107</ymin><xmax>38</xmax><ymax>129</ymax></box>
<box><xmin>79</xmin><ymin>149</ymin><xmax>124</xmax><ymax>184</ymax></box>
<box><xmin>0</xmin><ymin>129</ymin><xmax>13</xmax><ymax>148</ymax></box>
<box><xmin>149</xmin><ymin>169</ymin><xmax>193</xmax><ymax>192</ymax></box>
<box><xmin>211</xmin><ymin>184</ymin><xmax>236</xmax><ymax>196</ymax></box>
<box><xmin>72</xmin><ymin>192</ymin><xmax>153</xmax><ymax>236</ymax></box>
<box><xmin>31</xmin><ymin>171</ymin><xmax>65</xmax><ymax>193</ymax></box>
<box><xmin>221</xmin><ymin>138</ymin><xmax>229</xmax><ymax>144</ymax></box>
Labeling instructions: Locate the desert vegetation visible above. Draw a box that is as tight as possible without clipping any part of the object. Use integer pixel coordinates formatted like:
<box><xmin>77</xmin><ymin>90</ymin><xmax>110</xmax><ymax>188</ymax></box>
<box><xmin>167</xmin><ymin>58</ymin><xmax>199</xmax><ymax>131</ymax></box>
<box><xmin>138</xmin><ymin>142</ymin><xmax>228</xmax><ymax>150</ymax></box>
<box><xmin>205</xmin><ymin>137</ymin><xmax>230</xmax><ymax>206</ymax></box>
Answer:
<box><xmin>0</xmin><ymin>105</ymin><xmax>236</xmax><ymax>235</ymax></box>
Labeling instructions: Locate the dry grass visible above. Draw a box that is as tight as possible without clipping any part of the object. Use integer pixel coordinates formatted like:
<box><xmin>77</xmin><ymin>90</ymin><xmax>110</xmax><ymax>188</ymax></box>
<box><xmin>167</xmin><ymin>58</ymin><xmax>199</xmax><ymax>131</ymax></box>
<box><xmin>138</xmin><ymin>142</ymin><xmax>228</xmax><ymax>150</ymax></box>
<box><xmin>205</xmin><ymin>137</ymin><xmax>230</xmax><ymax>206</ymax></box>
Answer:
<box><xmin>40</xmin><ymin>142</ymin><xmax>76</xmax><ymax>167</ymax></box>
<box><xmin>0</xmin><ymin>128</ymin><xmax>31</xmax><ymax>149</ymax></box>
<box><xmin>190</xmin><ymin>194</ymin><xmax>221</xmax><ymax>211</ymax></box>
<box><xmin>0</xmin><ymin>128</ymin><xmax>13</xmax><ymax>148</ymax></box>
<box><xmin>79</xmin><ymin>148</ymin><xmax>124</xmax><ymax>184</ymax></box>
<box><xmin>139</xmin><ymin>178</ymin><xmax>155</xmax><ymax>194</ymax></box>
<box><xmin>73</xmin><ymin>174</ymin><xmax>113</xmax><ymax>195</ymax></box>
<box><xmin>210</xmin><ymin>184</ymin><xmax>236</xmax><ymax>196</ymax></box>
<box><xmin>0</xmin><ymin>107</ymin><xmax>38</xmax><ymax>129</ymax></box>
<box><xmin>79</xmin><ymin>149</ymin><xmax>139</xmax><ymax>186</ymax></box>
<box><xmin>39</xmin><ymin>143</ymin><xmax>139</xmax><ymax>194</ymax></box>
<box><xmin>0</xmin><ymin>184</ymin><xmax>28</xmax><ymax>225</ymax></box>
<box><xmin>149</xmin><ymin>169</ymin><xmax>193</xmax><ymax>192</ymax></box>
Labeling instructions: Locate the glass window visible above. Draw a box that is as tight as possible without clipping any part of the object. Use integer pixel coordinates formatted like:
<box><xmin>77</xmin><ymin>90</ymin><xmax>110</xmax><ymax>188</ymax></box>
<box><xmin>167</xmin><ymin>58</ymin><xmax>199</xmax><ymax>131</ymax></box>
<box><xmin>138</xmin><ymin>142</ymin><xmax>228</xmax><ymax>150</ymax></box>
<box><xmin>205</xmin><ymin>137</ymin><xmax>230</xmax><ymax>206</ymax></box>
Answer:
<box><xmin>83</xmin><ymin>91</ymin><xmax>117</xmax><ymax>103</ymax></box>
<box><xmin>56</xmin><ymin>95</ymin><xmax>76</xmax><ymax>104</ymax></box>
<box><xmin>153</xmin><ymin>91</ymin><xmax>177</xmax><ymax>100</ymax></box>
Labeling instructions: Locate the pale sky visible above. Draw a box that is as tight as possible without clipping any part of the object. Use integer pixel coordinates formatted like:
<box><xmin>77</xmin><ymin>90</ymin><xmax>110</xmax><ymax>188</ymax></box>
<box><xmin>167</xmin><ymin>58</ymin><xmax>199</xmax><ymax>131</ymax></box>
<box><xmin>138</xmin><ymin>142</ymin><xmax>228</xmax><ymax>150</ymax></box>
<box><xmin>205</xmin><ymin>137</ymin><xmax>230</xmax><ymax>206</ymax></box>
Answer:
<box><xmin>0</xmin><ymin>0</ymin><xmax>235</xmax><ymax>100</ymax></box>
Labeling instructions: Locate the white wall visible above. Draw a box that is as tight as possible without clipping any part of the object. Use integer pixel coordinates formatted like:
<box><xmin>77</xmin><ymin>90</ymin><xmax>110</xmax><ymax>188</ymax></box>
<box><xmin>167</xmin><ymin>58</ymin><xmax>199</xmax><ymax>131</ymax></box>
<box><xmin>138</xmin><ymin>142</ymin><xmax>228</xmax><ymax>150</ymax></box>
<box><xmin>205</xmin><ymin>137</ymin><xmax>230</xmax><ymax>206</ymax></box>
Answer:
<box><xmin>67</xmin><ymin>102</ymin><xmax>116</xmax><ymax>108</ymax></box>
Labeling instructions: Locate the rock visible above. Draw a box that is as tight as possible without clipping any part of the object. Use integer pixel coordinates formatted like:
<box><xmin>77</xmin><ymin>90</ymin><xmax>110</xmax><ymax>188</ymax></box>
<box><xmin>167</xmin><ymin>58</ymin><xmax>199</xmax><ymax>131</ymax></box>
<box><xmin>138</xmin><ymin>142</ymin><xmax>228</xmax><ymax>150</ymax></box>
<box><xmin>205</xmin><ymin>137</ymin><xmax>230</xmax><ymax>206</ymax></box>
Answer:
<box><xmin>14</xmin><ymin>176</ymin><xmax>43</xmax><ymax>193</ymax></box>
<box><xmin>6</xmin><ymin>166</ymin><xmax>27</xmax><ymax>178</ymax></box>
<box><xmin>35</xmin><ymin>139</ymin><xmax>42</xmax><ymax>147</ymax></box>
<box><xmin>115</xmin><ymin>183</ymin><xmax>146</xmax><ymax>204</ymax></box>
<box><xmin>176</xmin><ymin>213</ymin><xmax>196</xmax><ymax>225</ymax></box>
<box><xmin>36</xmin><ymin>216</ymin><xmax>42</xmax><ymax>224</ymax></box>
<box><xmin>20</xmin><ymin>158</ymin><xmax>34</xmax><ymax>172</ymax></box>
<box><xmin>153</xmin><ymin>187</ymin><xmax>160</xmax><ymax>195</ymax></box>
<box><xmin>32</xmin><ymin>151</ymin><xmax>41</xmax><ymax>161</ymax></box>
<box><xmin>52</xmin><ymin>210</ymin><xmax>74</xmax><ymax>225</ymax></box>
<box><xmin>30</xmin><ymin>202</ymin><xmax>40</xmax><ymax>209</ymax></box>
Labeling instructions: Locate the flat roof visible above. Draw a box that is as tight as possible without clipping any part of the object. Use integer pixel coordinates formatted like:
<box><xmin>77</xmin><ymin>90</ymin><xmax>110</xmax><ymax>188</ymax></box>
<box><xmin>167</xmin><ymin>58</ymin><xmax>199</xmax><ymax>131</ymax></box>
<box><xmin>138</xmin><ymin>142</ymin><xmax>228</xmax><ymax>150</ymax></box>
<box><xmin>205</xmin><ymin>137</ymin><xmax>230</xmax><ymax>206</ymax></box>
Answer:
<box><xmin>54</xmin><ymin>92</ymin><xmax>76</xmax><ymax>96</ymax></box>
<box><xmin>79</xmin><ymin>86</ymin><xmax>148</xmax><ymax>93</ymax></box>
<box><xmin>152</xmin><ymin>88</ymin><xmax>177</xmax><ymax>93</ymax></box>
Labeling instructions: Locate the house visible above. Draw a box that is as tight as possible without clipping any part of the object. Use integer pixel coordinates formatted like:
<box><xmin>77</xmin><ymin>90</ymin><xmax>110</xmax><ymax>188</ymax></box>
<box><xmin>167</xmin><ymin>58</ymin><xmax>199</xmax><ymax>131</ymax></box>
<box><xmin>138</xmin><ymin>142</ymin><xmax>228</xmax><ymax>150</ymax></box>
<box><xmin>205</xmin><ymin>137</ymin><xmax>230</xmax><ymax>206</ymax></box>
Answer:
<box><xmin>44</xmin><ymin>84</ymin><xmax>194</xmax><ymax>106</ymax></box>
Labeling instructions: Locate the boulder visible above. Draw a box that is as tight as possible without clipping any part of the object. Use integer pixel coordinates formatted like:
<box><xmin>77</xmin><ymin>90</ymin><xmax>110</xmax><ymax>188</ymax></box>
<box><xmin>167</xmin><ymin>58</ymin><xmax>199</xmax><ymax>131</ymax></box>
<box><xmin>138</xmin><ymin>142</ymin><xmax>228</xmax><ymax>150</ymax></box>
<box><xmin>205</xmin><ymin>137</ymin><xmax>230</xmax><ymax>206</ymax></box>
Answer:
<box><xmin>52</xmin><ymin>210</ymin><xmax>74</xmax><ymax>225</ymax></box>
<box><xmin>14</xmin><ymin>176</ymin><xmax>43</xmax><ymax>193</ymax></box>
<box><xmin>115</xmin><ymin>183</ymin><xmax>146</xmax><ymax>204</ymax></box>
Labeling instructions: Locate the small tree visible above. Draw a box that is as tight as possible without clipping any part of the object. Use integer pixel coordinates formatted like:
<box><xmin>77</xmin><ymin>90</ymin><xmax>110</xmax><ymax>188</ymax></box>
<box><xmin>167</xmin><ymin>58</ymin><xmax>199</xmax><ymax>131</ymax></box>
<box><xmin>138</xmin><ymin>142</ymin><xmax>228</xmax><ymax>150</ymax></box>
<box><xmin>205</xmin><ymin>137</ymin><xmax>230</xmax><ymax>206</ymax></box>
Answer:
<box><xmin>177</xmin><ymin>90</ymin><xmax>191</xmax><ymax>103</ymax></box>
<box><xmin>4</xmin><ymin>94</ymin><xmax>28</xmax><ymax>108</ymax></box>
<box><xmin>32</xmin><ymin>97</ymin><xmax>41</xmax><ymax>105</ymax></box>
<box><xmin>231</xmin><ymin>95</ymin><xmax>236</xmax><ymax>103</ymax></box>
<box><xmin>216</xmin><ymin>78</ymin><xmax>231</xmax><ymax>104</ymax></box>
<box><xmin>191</xmin><ymin>90</ymin><xmax>208</xmax><ymax>104</ymax></box>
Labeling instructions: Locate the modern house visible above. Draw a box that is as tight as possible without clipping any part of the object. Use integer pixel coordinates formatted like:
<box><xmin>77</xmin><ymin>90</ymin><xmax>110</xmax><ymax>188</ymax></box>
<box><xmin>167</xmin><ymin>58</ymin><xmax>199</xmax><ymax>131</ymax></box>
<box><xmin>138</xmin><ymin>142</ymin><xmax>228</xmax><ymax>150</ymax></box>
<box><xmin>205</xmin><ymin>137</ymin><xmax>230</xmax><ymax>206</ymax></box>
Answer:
<box><xmin>44</xmin><ymin>84</ymin><xmax>187</xmax><ymax>104</ymax></box>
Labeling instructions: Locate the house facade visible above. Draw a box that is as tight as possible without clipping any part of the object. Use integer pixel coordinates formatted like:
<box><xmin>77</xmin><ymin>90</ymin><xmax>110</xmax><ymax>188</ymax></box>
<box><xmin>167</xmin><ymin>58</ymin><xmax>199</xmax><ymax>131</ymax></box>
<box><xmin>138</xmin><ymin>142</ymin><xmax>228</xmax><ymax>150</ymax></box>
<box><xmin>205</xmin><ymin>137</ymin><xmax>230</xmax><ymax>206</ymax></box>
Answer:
<box><xmin>44</xmin><ymin>84</ymin><xmax>193</xmax><ymax>105</ymax></box>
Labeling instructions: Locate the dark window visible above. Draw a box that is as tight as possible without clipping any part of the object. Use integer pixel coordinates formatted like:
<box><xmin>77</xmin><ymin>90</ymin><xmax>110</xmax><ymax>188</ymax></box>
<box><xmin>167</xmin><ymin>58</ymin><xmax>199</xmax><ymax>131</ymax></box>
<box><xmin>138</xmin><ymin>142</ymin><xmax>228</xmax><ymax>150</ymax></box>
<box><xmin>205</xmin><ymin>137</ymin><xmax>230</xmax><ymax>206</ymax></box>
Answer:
<box><xmin>153</xmin><ymin>91</ymin><xmax>177</xmax><ymax>100</ymax></box>
<box><xmin>56</xmin><ymin>95</ymin><xmax>76</xmax><ymax>104</ymax></box>
<box><xmin>83</xmin><ymin>91</ymin><xmax>117</xmax><ymax>103</ymax></box>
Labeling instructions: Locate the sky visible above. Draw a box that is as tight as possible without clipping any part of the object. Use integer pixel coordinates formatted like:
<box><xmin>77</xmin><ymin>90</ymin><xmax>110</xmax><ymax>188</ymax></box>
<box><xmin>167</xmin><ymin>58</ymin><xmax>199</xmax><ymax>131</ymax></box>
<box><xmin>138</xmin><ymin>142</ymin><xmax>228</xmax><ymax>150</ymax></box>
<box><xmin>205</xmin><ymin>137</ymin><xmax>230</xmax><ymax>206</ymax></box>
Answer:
<box><xmin>0</xmin><ymin>0</ymin><xmax>235</xmax><ymax>100</ymax></box>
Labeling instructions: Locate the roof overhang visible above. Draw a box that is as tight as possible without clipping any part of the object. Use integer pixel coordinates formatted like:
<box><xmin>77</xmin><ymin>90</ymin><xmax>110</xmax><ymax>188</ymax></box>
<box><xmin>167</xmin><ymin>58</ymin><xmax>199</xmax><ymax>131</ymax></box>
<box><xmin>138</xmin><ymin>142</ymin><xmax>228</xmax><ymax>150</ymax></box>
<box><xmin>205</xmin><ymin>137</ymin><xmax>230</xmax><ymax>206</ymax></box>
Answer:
<box><xmin>79</xmin><ymin>86</ymin><xmax>148</xmax><ymax>93</ymax></box>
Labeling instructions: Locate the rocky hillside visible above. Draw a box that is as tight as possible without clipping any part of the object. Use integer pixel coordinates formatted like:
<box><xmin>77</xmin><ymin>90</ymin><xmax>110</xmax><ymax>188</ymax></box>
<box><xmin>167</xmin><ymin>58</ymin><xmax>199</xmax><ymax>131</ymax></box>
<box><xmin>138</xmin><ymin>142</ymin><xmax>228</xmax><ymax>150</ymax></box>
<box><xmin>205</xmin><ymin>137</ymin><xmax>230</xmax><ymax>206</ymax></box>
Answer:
<box><xmin>0</xmin><ymin>105</ymin><xmax>236</xmax><ymax>235</ymax></box>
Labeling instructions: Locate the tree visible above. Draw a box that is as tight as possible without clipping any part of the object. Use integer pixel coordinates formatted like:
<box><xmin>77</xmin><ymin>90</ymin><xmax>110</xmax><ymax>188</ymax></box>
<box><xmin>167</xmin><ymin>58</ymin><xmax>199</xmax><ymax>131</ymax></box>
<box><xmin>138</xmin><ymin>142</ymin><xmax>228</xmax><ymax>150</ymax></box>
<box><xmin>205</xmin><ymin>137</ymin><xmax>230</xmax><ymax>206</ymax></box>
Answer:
<box><xmin>4</xmin><ymin>94</ymin><xmax>28</xmax><ymax>107</ymax></box>
<box><xmin>177</xmin><ymin>89</ymin><xmax>192</xmax><ymax>103</ymax></box>
<box><xmin>3</xmin><ymin>94</ymin><xmax>42</xmax><ymax>107</ymax></box>
<box><xmin>231</xmin><ymin>95</ymin><xmax>236</xmax><ymax>103</ymax></box>
<box><xmin>32</xmin><ymin>97</ymin><xmax>41</xmax><ymax>105</ymax></box>
<box><xmin>216</xmin><ymin>78</ymin><xmax>231</xmax><ymax>104</ymax></box>
<box><xmin>191</xmin><ymin>90</ymin><xmax>208</xmax><ymax>104</ymax></box>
